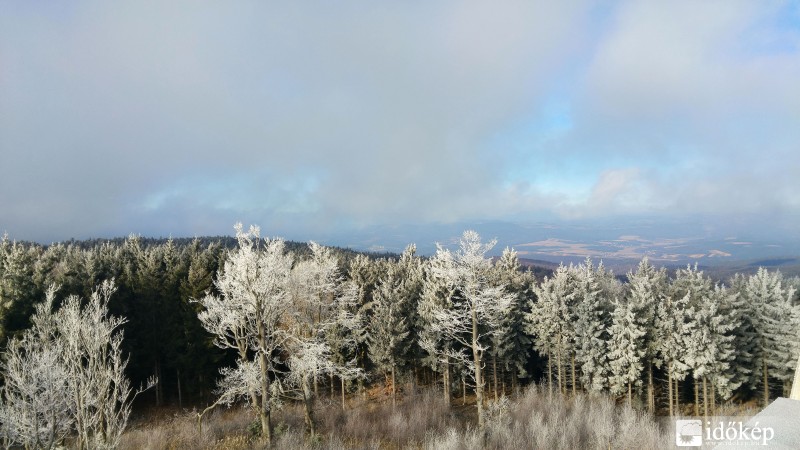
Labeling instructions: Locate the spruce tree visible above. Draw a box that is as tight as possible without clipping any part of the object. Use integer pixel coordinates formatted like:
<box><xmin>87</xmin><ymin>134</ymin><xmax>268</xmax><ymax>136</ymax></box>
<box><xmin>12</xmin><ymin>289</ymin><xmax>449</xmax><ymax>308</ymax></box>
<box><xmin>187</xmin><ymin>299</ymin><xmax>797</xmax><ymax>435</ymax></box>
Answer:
<box><xmin>608</xmin><ymin>296</ymin><xmax>646</xmax><ymax>404</ymax></box>
<box><xmin>625</xmin><ymin>257</ymin><xmax>666</xmax><ymax>412</ymax></box>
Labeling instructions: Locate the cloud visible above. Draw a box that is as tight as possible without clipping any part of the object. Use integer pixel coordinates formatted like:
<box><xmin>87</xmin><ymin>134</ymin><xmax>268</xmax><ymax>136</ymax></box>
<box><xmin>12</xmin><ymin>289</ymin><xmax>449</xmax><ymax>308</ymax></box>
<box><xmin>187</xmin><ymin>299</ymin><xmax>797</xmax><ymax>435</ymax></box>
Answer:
<box><xmin>1</xmin><ymin>1</ymin><xmax>798</xmax><ymax>245</ymax></box>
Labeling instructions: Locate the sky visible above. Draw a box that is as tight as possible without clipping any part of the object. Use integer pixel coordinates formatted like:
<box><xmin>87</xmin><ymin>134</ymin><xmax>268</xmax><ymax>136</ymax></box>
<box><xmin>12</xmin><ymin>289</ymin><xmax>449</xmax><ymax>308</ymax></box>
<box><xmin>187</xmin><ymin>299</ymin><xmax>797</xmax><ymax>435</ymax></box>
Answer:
<box><xmin>1</xmin><ymin>1</ymin><xmax>799</xmax><ymax>258</ymax></box>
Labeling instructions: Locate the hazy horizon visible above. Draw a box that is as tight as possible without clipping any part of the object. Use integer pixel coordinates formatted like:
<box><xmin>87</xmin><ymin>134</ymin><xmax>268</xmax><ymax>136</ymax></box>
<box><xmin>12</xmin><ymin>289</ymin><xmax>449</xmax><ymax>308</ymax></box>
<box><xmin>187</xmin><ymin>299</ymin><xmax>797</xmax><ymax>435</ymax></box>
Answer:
<box><xmin>2</xmin><ymin>2</ymin><xmax>798</xmax><ymax>261</ymax></box>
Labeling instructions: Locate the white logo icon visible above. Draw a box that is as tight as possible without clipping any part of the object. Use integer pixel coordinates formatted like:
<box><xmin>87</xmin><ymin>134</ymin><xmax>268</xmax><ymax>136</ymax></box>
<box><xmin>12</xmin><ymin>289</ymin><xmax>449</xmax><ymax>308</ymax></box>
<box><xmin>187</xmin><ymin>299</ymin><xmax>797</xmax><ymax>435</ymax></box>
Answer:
<box><xmin>676</xmin><ymin>420</ymin><xmax>702</xmax><ymax>447</ymax></box>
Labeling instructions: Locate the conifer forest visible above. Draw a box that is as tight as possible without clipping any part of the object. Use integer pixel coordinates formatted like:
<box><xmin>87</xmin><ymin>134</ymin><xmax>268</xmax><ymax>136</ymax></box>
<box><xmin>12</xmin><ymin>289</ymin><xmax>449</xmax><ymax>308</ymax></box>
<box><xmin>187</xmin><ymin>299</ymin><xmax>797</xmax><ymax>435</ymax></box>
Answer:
<box><xmin>0</xmin><ymin>225</ymin><xmax>797</xmax><ymax>449</ymax></box>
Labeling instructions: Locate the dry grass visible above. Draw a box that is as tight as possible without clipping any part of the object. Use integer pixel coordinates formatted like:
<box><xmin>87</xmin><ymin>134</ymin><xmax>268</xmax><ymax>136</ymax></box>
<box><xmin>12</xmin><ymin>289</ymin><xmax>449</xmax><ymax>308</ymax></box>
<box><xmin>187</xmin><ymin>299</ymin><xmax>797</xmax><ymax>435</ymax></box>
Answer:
<box><xmin>119</xmin><ymin>407</ymin><xmax>255</xmax><ymax>450</ymax></box>
<box><xmin>119</xmin><ymin>385</ymin><xmax>673</xmax><ymax>449</ymax></box>
<box><xmin>422</xmin><ymin>386</ymin><xmax>671</xmax><ymax>450</ymax></box>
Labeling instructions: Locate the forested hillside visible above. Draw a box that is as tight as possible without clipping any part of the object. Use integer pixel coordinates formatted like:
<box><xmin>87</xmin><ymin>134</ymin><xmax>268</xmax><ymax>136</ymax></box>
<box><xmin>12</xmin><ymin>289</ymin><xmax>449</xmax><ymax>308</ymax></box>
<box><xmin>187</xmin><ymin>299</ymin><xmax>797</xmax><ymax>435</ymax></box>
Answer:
<box><xmin>0</xmin><ymin>227</ymin><xmax>798</xmax><ymax>448</ymax></box>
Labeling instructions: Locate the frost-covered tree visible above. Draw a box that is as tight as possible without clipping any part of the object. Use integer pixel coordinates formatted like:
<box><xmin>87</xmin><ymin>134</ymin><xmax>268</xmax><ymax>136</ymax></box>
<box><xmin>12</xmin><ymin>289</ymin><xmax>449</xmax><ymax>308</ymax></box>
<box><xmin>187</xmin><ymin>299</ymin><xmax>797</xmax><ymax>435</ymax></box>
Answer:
<box><xmin>0</xmin><ymin>235</ymin><xmax>38</xmax><ymax>343</ymax></box>
<box><xmin>666</xmin><ymin>264</ymin><xmax>713</xmax><ymax>416</ymax></box>
<box><xmin>368</xmin><ymin>275</ymin><xmax>411</xmax><ymax>407</ymax></box>
<box><xmin>368</xmin><ymin>245</ymin><xmax>423</xmax><ymax>404</ymax></box>
<box><xmin>283</xmin><ymin>241</ymin><xmax>357</xmax><ymax>437</ymax></box>
<box><xmin>680</xmin><ymin>282</ymin><xmax>739</xmax><ymax>418</ymax></box>
<box><xmin>692</xmin><ymin>285</ymin><xmax>739</xmax><ymax>417</ymax></box>
<box><xmin>527</xmin><ymin>264</ymin><xmax>578</xmax><ymax>394</ymax></box>
<box><xmin>424</xmin><ymin>231</ymin><xmax>514</xmax><ymax>428</ymax></box>
<box><xmin>607</xmin><ymin>297</ymin><xmax>646</xmax><ymax>405</ymax></box>
<box><xmin>0</xmin><ymin>282</ymin><xmax>145</xmax><ymax>449</ymax></box>
<box><xmin>740</xmin><ymin>268</ymin><xmax>798</xmax><ymax>405</ymax></box>
<box><xmin>418</xmin><ymin>251</ymin><xmax>459</xmax><ymax>405</ymax></box>
<box><xmin>324</xmin><ymin>280</ymin><xmax>365</xmax><ymax>408</ymax></box>
<box><xmin>573</xmin><ymin>258</ymin><xmax>614</xmax><ymax>393</ymax></box>
<box><xmin>625</xmin><ymin>257</ymin><xmax>666</xmax><ymax>412</ymax></box>
<box><xmin>488</xmin><ymin>247</ymin><xmax>532</xmax><ymax>397</ymax></box>
<box><xmin>655</xmin><ymin>265</ymin><xmax>703</xmax><ymax>416</ymax></box>
<box><xmin>0</xmin><ymin>309</ymin><xmax>71</xmax><ymax>449</ymax></box>
<box><xmin>345</xmin><ymin>253</ymin><xmax>385</xmax><ymax>390</ymax></box>
<box><xmin>196</xmin><ymin>224</ymin><xmax>293</xmax><ymax>446</ymax></box>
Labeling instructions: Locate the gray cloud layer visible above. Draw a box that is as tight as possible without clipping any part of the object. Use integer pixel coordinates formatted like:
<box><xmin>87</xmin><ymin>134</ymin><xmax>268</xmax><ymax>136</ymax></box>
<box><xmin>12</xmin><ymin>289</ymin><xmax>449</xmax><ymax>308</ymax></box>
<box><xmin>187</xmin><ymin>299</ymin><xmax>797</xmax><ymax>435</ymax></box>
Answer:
<box><xmin>1</xmin><ymin>1</ymin><xmax>798</xmax><ymax>244</ymax></box>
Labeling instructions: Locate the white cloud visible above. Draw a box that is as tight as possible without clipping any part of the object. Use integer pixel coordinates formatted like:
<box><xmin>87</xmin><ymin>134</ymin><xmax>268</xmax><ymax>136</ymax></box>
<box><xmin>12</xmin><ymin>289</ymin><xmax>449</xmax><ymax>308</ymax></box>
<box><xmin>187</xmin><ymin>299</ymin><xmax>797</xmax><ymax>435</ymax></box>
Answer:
<box><xmin>1</xmin><ymin>1</ymin><xmax>798</xmax><ymax>243</ymax></box>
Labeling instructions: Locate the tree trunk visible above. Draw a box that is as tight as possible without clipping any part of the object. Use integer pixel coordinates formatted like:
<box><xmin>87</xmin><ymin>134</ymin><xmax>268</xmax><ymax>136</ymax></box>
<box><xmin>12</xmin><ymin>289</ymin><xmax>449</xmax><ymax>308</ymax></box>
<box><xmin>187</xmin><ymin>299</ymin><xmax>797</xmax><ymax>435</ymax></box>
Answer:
<box><xmin>512</xmin><ymin>369</ymin><xmax>518</xmax><ymax>395</ymax></box>
<box><xmin>155</xmin><ymin>361</ymin><xmax>162</xmax><ymax>407</ymax></box>
<box><xmin>675</xmin><ymin>379</ymin><xmax>680</xmax><ymax>415</ymax></box>
<box><xmin>330</xmin><ymin>374</ymin><xmax>335</xmax><ymax>399</ymax></box>
<box><xmin>493</xmin><ymin>355</ymin><xmax>498</xmax><ymax>402</ymax></box>
<box><xmin>547</xmin><ymin>353</ymin><xmax>553</xmax><ymax>398</ymax></box>
<box><xmin>711</xmin><ymin>384</ymin><xmax>716</xmax><ymax>415</ymax></box>
<box><xmin>472</xmin><ymin>306</ymin><xmax>485</xmax><ymax>429</ymax></box>
<box><xmin>763</xmin><ymin>357</ymin><xmax>770</xmax><ymax>407</ymax></box>
<box><xmin>302</xmin><ymin>376</ymin><xmax>316</xmax><ymax>438</ymax></box>
<box><xmin>177</xmin><ymin>368</ymin><xmax>183</xmax><ymax>409</ymax></box>
<box><xmin>391</xmin><ymin>364</ymin><xmax>397</xmax><ymax>409</ymax></box>
<box><xmin>702</xmin><ymin>376</ymin><xmax>708</xmax><ymax>421</ymax></box>
<box><xmin>627</xmin><ymin>382</ymin><xmax>632</xmax><ymax>406</ymax></box>
<box><xmin>667</xmin><ymin>362</ymin><xmax>673</xmax><ymax>416</ymax></box>
<box><xmin>694</xmin><ymin>379</ymin><xmax>699</xmax><ymax>417</ymax></box>
<box><xmin>443</xmin><ymin>362</ymin><xmax>450</xmax><ymax>406</ymax></box>
<box><xmin>257</xmin><ymin>323</ymin><xmax>272</xmax><ymax>447</ymax></box>
<box><xmin>557</xmin><ymin>349</ymin><xmax>564</xmax><ymax>394</ymax></box>
<box><xmin>647</xmin><ymin>363</ymin><xmax>654</xmax><ymax>413</ymax></box>
<box><xmin>463</xmin><ymin>377</ymin><xmax>467</xmax><ymax>405</ymax></box>
<box><xmin>571</xmin><ymin>353</ymin><xmax>577</xmax><ymax>396</ymax></box>
<box><xmin>341</xmin><ymin>377</ymin><xmax>346</xmax><ymax>410</ymax></box>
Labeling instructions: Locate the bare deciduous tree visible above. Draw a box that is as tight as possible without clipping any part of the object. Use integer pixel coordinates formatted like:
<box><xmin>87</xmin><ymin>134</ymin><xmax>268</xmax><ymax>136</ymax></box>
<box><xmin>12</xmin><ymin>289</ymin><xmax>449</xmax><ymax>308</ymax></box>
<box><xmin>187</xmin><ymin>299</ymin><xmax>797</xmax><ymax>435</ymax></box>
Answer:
<box><xmin>424</xmin><ymin>230</ymin><xmax>513</xmax><ymax>428</ymax></box>
<box><xmin>0</xmin><ymin>281</ymin><xmax>148</xmax><ymax>450</ymax></box>
<box><xmin>196</xmin><ymin>223</ymin><xmax>293</xmax><ymax>446</ymax></box>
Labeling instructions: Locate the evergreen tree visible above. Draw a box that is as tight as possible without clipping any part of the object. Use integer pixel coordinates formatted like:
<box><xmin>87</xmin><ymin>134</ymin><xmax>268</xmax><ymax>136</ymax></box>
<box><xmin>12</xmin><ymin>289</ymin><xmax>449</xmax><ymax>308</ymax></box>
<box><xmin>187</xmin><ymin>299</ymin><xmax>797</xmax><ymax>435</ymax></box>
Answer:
<box><xmin>742</xmin><ymin>268</ymin><xmax>797</xmax><ymax>405</ymax></box>
<box><xmin>324</xmin><ymin>280</ymin><xmax>364</xmax><ymax>408</ymax></box>
<box><xmin>607</xmin><ymin>296</ymin><xmax>646</xmax><ymax>404</ymax></box>
<box><xmin>625</xmin><ymin>257</ymin><xmax>666</xmax><ymax>412</ymax></box>
<box><xmin>0</xmin><ymin>236</ymin><xmax>39</xmax><ymax>344</ymax></box>
<box><xmin>418</xmin><ymin>249</ymin><xmax>458</xmax><ymax>405</ymax></box>
<box><xmin>527</xmin><ymin>264</ymin><xmax>578</xmax><ymax>394</ymax></box>
<box><xmin>488</xmin><ymin>247</ymin><xmax>532</xmax><ymax>397</ymax></box>
<box><xmin>573</xmin><ymin>258</ymin><xmax>613</xmax><ymax>393</ymax></box>
<box><xmin>368</xmin><ymin>271</ymin><xmax>411</xmax><ymax>407</ymax></box>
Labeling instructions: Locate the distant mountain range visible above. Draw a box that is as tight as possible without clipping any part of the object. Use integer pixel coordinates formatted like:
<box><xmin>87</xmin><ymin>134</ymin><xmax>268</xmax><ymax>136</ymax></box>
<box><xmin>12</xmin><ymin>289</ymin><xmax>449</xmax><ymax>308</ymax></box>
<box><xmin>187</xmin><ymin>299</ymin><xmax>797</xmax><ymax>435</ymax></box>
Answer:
<box><xmin>316</xmin><ymin>219</ymin><xmax>800</xmax><ymax>279</ymax></box>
